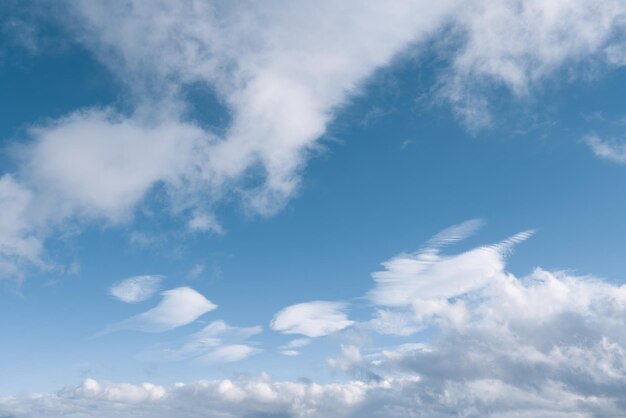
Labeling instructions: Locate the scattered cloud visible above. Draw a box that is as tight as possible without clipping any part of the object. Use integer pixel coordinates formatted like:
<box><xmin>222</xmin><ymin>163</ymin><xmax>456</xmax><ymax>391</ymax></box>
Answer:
<box><xmin>186</xmin><ymin>263</ymin><xmax>205</xmax><ymax>279</ymax></box>
<box><xmin>326</xmin><ymin>267</ymin><xmax>626</xmax><ymax>417</ymax></box>
<box><xmin>201</xmin><ymin>344</ymin><xmax>259</xmax><ymax>363</ymax></box>
<box><xmin>144</xmin><ymin>320</ymin><xmax>262</xmax><ymax>364</ymax></box>
<box><xmin>279</xmin><ymin>338</ymin><xmax>311</xmax><ymax>356</ymax></box>
<box><xmin>440</xmin><ymin>0</ymin><xmax>626</xmax><ymax>128</ymax></box>
<box><xmin>368</xmin><ymin>220</ymin><xmax>532</xmax><ymax>308</ymax></box>
<box><xmin>109</xmin><ymin>275</ymin><xmax>163</xmax><ymax>303</ymax></box>
<box><xmin>1</xmin><ymin>1</ymin><xmax>625</xmax><ymax>278</ymax></box>
<box><xmin>188</xmin><ymin>212</ymin><xmax>224</xmax><ymax>234</ymax></box>
<box><xmin>270</xmin><ymin>301</ymin><xmax>354</xmax><ymax>338</ymax></box>
<box><xmin>109</xmin><ymin>287</ymin><xmax>217</xmax><ymax>333</ymax></box>
<box><xmin>585</xmin><ymin>134</ymin><xmax>626</xmax><ymax>164</ymax></box>
<box><xmin>7</xmin><ymin>223</ymin><xmax>626</xmax><ymax>416</ymax></box>
<box><xmin>0</xmin><ymin>174</ymin><xmax>43</xmax><ymax>279</ymax></box>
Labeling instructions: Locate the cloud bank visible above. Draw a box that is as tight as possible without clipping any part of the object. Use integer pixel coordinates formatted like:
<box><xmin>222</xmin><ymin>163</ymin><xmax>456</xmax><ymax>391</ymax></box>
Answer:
<box><xmin>5</xmin><ymin>223</ymin><xmax>626</xmax><ymax>416</ymax></box>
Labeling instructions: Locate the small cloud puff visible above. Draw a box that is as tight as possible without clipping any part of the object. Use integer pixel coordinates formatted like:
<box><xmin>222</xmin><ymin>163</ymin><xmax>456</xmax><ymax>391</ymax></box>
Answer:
<box><xmin>109</xmin><ymin>287</ymin><xmax>217</xmax><ymax>333</ymax></box>
<box><xmin>270</xmin><ymin>301</ymin><xmax>354</xmax><ymax>338</ymax></box>
<box><xmin>110</xmin><ymin>275</ymin><xmax>163</xmax><ymax>303</ymax></box>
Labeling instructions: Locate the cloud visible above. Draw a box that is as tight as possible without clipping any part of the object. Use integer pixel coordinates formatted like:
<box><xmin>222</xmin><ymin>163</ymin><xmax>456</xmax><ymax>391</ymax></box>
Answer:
<box><xmin>111</xmin><ymin>287</ymin><xmax>217</xmax><ymax>333</ymax></box>
<box><xmin>440</xmin><ymin>0</ymin><xmax>626</xmax><ymax>128</ymax></box>
<box><xmin>368</xmin><ymin>220</ymin><xmax>532</xmax><ymax>308</ymax></box>
<box><xmin>0</xmin><ymin>174</ymin><xmax>43</xmax><ymax>279</ymax></box>
<box><xmin>188</xmin><ymin>212</ymin><xmax>224</xmax><ymax>234</ymax></box>
<box><xmin>325</xmin><ymin>267</ymin><xmax>626</xmax><ymax>417</ymax></box>
<box><xmin>60</xmin><ymin>0</ymin><xmax>456</xmax><ymax>214</ymax></box>
<box><xmin>270</xmin><ymin>301</ymin><xmax>354</xmax><ymax>338</ymax></box>
<box><xmin>585</xmin><ymin>134</ymin><xmax>626</xmax><ymax>164</ymax></box>
<box><xmin>7</xmin><ymin>223</ymin><xmax>626</xmax><ymax>416</ymax></box>
<box><xmin>201</xmin><ymin>344</ymin><xmax>259</xmax><ymax>363</ymax></box>
<box><xmin>144</xmin><ymin>320</ymin><xmax>262</xmax><ymax>364</ymax></box>
<box><xmin>109</xmin><ymin>275</ymin><xmax>163</xmax><ymax>303</ymax></box>
<box><xmin>279</xmin><ymin>338</ymin><xmax>311</xmax><ymax>356</ymax></box>
<box><xmin>24</xmin><ymin>108</ymin><xmax>207</xmax><ymax>222</ymax></box>
<box><xmin>1</xmin><ymin>1</ymin><xmax>625</xmax><ymax>278</ymax></box>
<box><xmin>0</xmin><ymin>375</ymin><xmax>379</xmax><ymax>418</ymax></box>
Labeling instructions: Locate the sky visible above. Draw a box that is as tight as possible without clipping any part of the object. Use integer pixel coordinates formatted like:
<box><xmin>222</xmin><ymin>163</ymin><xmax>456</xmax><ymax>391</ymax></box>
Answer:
<box><xmin>1</xmin><ymin>1</ymin><xmax>626</xmax><ymax>417</ymax></box>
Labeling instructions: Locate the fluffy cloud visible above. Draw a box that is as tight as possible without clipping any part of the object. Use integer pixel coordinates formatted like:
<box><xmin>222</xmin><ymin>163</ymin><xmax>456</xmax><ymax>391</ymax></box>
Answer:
<box><xmin>0</xmin><ymin>375</ymin><xmax>378</xmax><ymax>418</ymax></box>
<box><xmin>24</xmin><ymin>109</ymin><xmax>208</xmax><ymax>220</ymax></box>
<box><xmin>1</xmin><ymin>1</ymin><xmax>625</xmax><ymax>278</ymax></box>
<box><xmin>441</xmin><ymin>0</ymin><xmax>626</xmax><ymax>128</ymax></box>
<box><xmin>270</xmin><ymin>301</ymin><xmax>354</xmax><ymax>338</ymax></box>
<box><xmin>7</xmin><ymin>225</ymin><xmax>626</xmax><ymax>416</ymax></box>
<box><xmin>368</xmin><ymin>220</ymin><xmax>532</xmax><ymax>308</ymax></box>
<box><xmin>584</xmin><ymin>134</ymin><xmax>626</xmax><ymax>164</ymax></box>
<box><xmin>109</xmin><ymin>275</ymin><xmax>163</xmax><ymax>303</ymax></box>
<box><xmin>110</xmin><ymin>287</ymin><xmax>217</xmax><ymax>333</ymax></box>
<box><xmin>324</xmin><ymin>267</ymin><xmax>626</xmax><ymax>417</ymax></box>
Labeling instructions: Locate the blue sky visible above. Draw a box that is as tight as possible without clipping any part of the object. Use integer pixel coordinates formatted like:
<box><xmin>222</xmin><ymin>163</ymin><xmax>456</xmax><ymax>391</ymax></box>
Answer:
<box><xmin>2</xmin><ymin>1</ymin><xmax>626</xmax><ymax>417</ymax></box>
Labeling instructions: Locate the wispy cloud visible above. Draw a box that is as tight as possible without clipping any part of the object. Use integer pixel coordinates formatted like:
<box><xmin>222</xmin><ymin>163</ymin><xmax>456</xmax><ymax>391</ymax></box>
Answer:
<box><xmin>270</xmin><ymin>301</ymin><xmax>354</xmax><ymax>338</ymax></box>
<box><xmin>144</xmin><ymin>320</ymin><xmax>262</xmax><ymax>364</ymax></box>
<box><xmin>279</xmin><ymin>338</ymin><xmax>312</xmax><ymax>356</ymax></box>
<box><xmin>368</xmin><ymin>221</ymin><xmax>532</xmax><ymax>308</ymax></box>
<box><xmin>585</xmin><ymin>134</ymin><xmax>626</xmax><ymax>164</ymax></box>
<box><xmin>109</xmin><ymin>275</ymin><xmax>163</xmax><ymax>303</ymax></box>
<box><xmin>108</xmin><ymin>287</ymin><xmax>217</xmax><ymax>333</ymax></box>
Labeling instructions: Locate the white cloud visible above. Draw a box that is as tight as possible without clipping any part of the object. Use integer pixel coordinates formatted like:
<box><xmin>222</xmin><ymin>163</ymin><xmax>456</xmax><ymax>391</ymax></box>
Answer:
<box><xmin>585</xmin><ymin>134</ymin><xmax>626</xmax><ymax>164</ymax></box>
<box><xmin>24</xmin><ymin>108</ymin><xmax>207</xmax><ymax>221</ymax></box>
<box><xmin>270</xmin><ymin>301</ymin><xmax>354</xmax><ymax>337</ymax></box>
<box><xmin>2</xmin><ymin>1</ymin><xmax>626</xmax><ymax>278</ymax></box>
<box><xmin>323</xmin><ymin>267</ymin><xmax>626</xmax><ymax>417</ymax></box>
<box><xmin>441</xmin><ymin>0</ymin><xmax>626</xmax><ymax>128</ymax></box>
<box><xmin>109</xmin><ymin>275</ymin><xmax>163</xmax><ymax>303</ymax></box>
<box><xmin>0</xmin><ymin>174</ymin><xmax>43</xmax><ymax>279</ymax></box>
<box><xmin>142</xmin><ymin>320</ymin><xmax>262</xmax><ymax>364</ymax></box>
<box><xmin>200</xmin><ymin>344</ymin><xmax>260</xmax><ymax>363</ymax></box>
<box><xmin>186</xmin><ymin>263</ymin><xmax>205</xmax><ymax>279</ymax></box>
<box><xmin>368</xmin><ymin>220</ymin><xmax>532</xmax><ymax>308</ymax></box>
<box><xmin>188</xmin><ymin>212</ymin><xmax>224</xmax><ymax>234</ymax></box>
<box><xmin>0</xmin><ymin>375</ymin><xmax>378</xmax><ymax>418</ymax></box>
<box><xmin>279</xmin><ymin>337</ymin><xmax>311</xmax><ymax>356</ymax></box>
<box><xmin>60</xmin><ymin>0</ymin><xmax>456</xmax><ymax>215</ymax></box>
<box><xmin>111</xmin><ymin>287</ymin><xmax>217</xmax><ymax>333</ymax></box>
<box><xmin>8</xmin><ymin>224</ymin><xmax>626</xmax><ymax>416</ymax></box>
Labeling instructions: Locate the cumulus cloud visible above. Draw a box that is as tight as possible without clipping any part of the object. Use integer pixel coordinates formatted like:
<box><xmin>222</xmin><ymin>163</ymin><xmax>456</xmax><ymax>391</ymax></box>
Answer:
<box><xmin>367</xmin><ymin>222</ymin><xmax>532</xmax><ymax>336</ymax></box>
<box><xmin>0</xmin><ymin>375</ymin><xmax>379</xmax><ymax>418</ymax></box>
<box><xmin>270</xmin><ymin>301</ymin><xmax>354</xmax><ymax>338</ymax></box>
<box><xmin>110</xmin><ymin>287</ymin><xmax>217</xmax><ymax>333</ymax></box>
<box><xmin>109</xmin><ymin>275</ymin><xmax>163</xmax><ymax>303</ymax></box>
<box><xmin>7</xmin><ymin>224</ymin><xmax>626</xmax><ymax>416</ymax></box>
<box><xmin>324</xmin><ymin>267</ymin><xmax>626</xmax><ymax>417</ymax></box>
<box><xmin>24</xmin><ymin>109</ymin><xmax>207</xmax><ymax>221</ymax></box>
<box><xmin>584</xmin><ymin>134</ymin><xmax>626</xmax><ymax>164</ymax></box>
